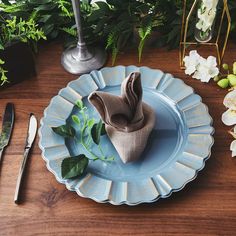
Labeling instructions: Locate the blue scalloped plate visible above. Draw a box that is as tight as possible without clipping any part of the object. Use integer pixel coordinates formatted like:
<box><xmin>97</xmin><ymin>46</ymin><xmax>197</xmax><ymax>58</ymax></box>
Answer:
<box><xmin>39</xmin><ymin>66</ymin><xmax>214</xmax><ymax>205</ymax></box>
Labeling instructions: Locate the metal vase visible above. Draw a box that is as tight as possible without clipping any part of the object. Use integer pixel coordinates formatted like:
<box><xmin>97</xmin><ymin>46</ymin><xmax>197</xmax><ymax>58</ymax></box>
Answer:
<box><xmin>61</xmin><ymin>0</ymin><xmax>107</xmax><ymax>74</ymax></box>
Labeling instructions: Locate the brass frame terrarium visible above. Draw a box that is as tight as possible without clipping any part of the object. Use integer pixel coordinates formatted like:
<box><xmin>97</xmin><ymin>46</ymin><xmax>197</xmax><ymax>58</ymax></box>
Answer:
<box><xmin>179</xmin><ymin>0</ymin><xmax>231</xmax><ymax>69</ymax></box>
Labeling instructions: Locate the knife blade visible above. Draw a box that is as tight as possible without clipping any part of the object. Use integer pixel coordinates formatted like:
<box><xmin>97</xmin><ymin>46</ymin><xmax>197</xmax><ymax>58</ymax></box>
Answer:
<box><xmin>14</xmin><ymin>113</ymin><xmax>37</xmax><ymax>204</ymax></box>
<box><xmin>0</xmin><ymin>103</ymin><xmax>14</xmax><ymax>165</ymax></box>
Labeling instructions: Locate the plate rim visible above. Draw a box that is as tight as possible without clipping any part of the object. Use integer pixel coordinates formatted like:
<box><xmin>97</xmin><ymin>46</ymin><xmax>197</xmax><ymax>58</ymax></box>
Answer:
<box><xmin>38</xmin><ymin>65</ymin><xmax>214</xmax><ymax>205</ymax></box>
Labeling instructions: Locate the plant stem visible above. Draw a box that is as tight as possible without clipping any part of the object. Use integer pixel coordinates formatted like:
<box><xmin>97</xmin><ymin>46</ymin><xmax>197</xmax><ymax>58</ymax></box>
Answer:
<box><xmin>73</xmin><ymin>105</ymin><xmax>114</xmax><ymax>163</ymax></box>
<box><xmin>81</xmin><ymin>141</ymin><xmax>100</xmax><ymax>161</ymax></box>
<box><xmin>98</xmin><ymin>144</ymin><xmax>105</xmax><ymax>156</ymax></box>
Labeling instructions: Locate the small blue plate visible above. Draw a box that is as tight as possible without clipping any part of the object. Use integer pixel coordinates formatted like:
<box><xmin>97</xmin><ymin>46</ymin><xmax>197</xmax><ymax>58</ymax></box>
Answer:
<box><xmin>39</xmin><ymin>66</ymin><xmax>214</xmax><ymax>205</ymax></box>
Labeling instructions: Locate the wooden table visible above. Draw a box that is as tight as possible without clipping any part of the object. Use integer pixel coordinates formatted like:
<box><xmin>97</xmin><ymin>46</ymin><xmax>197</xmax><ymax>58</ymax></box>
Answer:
<box><xmin>0</xmin><ymin>42</ymin><xmax>236</xmax><ymax>236</ymax></box>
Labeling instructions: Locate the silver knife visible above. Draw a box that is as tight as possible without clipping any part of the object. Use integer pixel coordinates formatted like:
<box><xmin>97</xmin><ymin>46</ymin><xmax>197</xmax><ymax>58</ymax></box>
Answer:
<box><xmin>0</xmin><ymin>103</ymin><xmax>14</xmax><ymax>166</ymax></box>
<box><xmin>14</xmin><ymin>113</ymin><xmax>37</xmax><ymax>204</ymax></box>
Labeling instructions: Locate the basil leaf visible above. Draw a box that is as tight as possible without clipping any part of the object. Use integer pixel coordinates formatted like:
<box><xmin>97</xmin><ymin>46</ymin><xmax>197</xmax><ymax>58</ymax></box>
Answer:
<box><xmin>76</xmin><ymin>100</ymin><xmax>84</xmax><ymax>109</ymax></box>
<box><xmin>72</xmin><ymin>115</ymin><xmax>80</xmax><ymax>126</ymax></box>
<box><xmin>91</xmin><ymin>119</ymin><xmax>105</xmax><ymax>145</ymax></box>
<box><xmin>87</xmin><ymin>118</ymin><xmax>95</xmax><ymax>128</ymax></box>
<box><xmin>52</xmin><ymin>124</ymin><xmax>75</xmax><ymax>138</ymax></box>
<box><xmin>101</xmin><ymin>123</ymin><xmax>106</xmax><ymax>136</ymax></box>
<box><xmin>61</xmin><ymin>155</ymin><xmax>89</xmax><ymax>179</ymax></box>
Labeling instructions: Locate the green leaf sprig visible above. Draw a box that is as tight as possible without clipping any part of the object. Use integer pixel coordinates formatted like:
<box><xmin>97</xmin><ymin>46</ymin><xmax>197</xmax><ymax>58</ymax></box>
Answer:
<box><xmin>0</xmin><ymin>15</ymin><xmax>46</xmax><ymax>86</ymax></box>
<box><xmin>61</xmin><ymin>154</ymin><xmax>89</xmax><ymax>179</ymax></box>
<box><xmin>52</xmin><ymin>99</ymin><xmax>114</xmax><ymax>179</ymax></box>
<box><xmin>0</xmin><ymin>59</ymin><xmax>9</xmax><ymax>86</ymax></box>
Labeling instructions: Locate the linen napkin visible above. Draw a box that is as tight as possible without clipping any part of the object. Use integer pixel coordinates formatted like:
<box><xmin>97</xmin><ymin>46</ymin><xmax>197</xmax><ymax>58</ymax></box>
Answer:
<box><xmin>88</xmin><ymin>72</ymin><xmax>156</xmax><ymax>163</ymax></box>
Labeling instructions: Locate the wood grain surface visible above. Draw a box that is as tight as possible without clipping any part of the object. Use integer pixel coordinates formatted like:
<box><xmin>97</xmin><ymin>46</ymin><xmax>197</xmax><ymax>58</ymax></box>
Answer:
<box><xmin>0</xmin><ymin>41</ymin><xmax>236</xmax><ymax>236</ymax></box>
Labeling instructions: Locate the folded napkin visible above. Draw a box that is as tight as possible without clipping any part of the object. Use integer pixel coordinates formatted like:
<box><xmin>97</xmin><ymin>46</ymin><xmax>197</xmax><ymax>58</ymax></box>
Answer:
<box><xmin>88</xmin><ymin>72</ymin><xmax>156</xmax><ymax>163</ymax></box>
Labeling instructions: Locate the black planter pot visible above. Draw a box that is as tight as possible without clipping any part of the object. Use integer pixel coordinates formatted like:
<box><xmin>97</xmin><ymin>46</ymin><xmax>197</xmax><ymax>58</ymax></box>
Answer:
<box><xmin>0</xmin><ymin>42</ymin><xmax>36</xmax><ymax>89</ymax></box>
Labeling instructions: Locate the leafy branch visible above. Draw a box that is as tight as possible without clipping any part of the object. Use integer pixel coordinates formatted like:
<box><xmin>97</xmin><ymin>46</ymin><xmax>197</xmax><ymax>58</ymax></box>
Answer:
<box><xmin>0</xmin><ymin>0</ymin><xmax>236</xmax><ymax>66</ymax></box>
<box><xmin>138</xmin><ymin>25</ymin><xmax>152</xmax><ymax>62</ymax></box>
<box><xmin>57</xmin><ymin>0</ymin><xmax>72</xmax><ymax>18</ymax></box>
<box><xmin>0</xmin><ymin>59</ymin><xmax>8</xmax><ymax>86</ymax></box>
<box><xmin>52</xmin><ymin>99</ymin><xmax>114</xmax><ymax>179</ymax></box>
<box><xmin>0</xmin><ymin>15</ymin><xmax>46</xmax><ymax>86</ymax></box>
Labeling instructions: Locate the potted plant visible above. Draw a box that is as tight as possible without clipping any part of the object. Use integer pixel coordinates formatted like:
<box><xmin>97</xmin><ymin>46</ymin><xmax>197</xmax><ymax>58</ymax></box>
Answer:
<box><xmin>0</xmin><ymin>15</ymin><xmax>46</xmax><ymax>88</ymax></box>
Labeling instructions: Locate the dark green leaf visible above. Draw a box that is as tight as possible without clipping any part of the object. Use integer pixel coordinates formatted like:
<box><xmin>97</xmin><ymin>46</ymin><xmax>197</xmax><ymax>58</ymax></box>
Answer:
<box><xmin>101</xmin><ymin>123</ymin><xmax>106</xmax><ymax>136</ymax></box>
<box><xmin>30</xmin><ymin>0</ymin><xmax>52</xmax><ymax>4</ymax></box>
<box><xmin>52</xmin><ymin>124</ymin><xmax>75</xmax><ymax>138</ymax></box>
<box><xmin>91</xmin><ymin>119</ymin><xmax>104</xmax><ymax>145</ymax></box>
<box><xmin>87</xmin><ymin>10</ymin><xmax>105</xmax><ymax>22</ymax></box>
<box><xmin>35</xmin><ymin>3</ymin><xmax>56</xmax><ymax>11</ymax></box>
<box><xmin>1</xmin><ymin>0</ymin><xmax>10</xmax><ymax>5</ymax></box>
<box><xmin>38</xmin><ymin>14</ymin><xmax>52</xmax><ymax>23</ymax></box>
<box><xmin>61</xmin><ymin>154</ymin><xmax>89</xmax><ymax>179</ymax></box>
<box><xmin>95</xmin><ymin>2</ymin><xmax>110</xmax><ymax>12</ymax></box>
<box><xmin>42</xmin><ymin>24</ymin><xmax>55</xmax><ymax>35</ymax></box>
<box><xmin>49</xmin><ymin>29</ymin><xmax>59</xmax><ymax>39</ymax></box>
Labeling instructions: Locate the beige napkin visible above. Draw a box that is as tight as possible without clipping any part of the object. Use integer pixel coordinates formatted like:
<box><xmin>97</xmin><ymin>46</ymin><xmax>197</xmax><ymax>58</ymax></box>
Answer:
<box><xmin>88</xmin><ymin>72</ymin><xmax>156</xmax><ymax>163</ymax></box>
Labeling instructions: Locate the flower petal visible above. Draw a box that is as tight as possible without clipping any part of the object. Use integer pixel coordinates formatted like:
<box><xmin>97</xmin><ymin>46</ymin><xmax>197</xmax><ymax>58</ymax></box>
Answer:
<box><xmin>206</xmin><ymin>56</ymin><xmax>217</xmax><ymax>67</ymax></box>
<box><xmin>223</xmin><ymin>89</ymin><xmax>236</xmax><ymax>109</ymax></box>
<box><xmin>222</xmin><ymin>108</ymin><xmax>236</xmax><ymax>126</ymax></box>
<box><xmin>185</xmin><ymin>66</ymin><xmax>196</xmax><ymax>75</ymax></box>
<box><xmin>192</xmin><ymin>70</ymin><xmax>202</xmax><ymax>80</ymax></box>
<box><xmin>234</xmin><ymin>125</ymin><xmax>236</xmax><ymax>134</ymax></box>
<box><xmin>208</xmin><ymin>67</ymin><xmax>219</xmax><ymax>78</ymax></box>
<box><xmin>230</xmin><ymin>140</ymin><xmax>236</xmax><ymax>157</ymax></box>
<box><xmin>201</xmin><ymin>74</ymin><xmax>212</xmax><ymax>83</ymax></box>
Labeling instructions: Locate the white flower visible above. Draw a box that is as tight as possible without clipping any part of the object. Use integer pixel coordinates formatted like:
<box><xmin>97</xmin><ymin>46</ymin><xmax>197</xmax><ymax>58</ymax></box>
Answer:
<box><xmin>222</xmin><ymin>90</ymin><xmax>236</xmax><ymax>126</ymax></box>
<box><xmin>193</xmin><ymin>56</ymin><xmax>219</xmax><ymax>82</ymax></box>
<box><xmin>228</xmin><ymin>125</ymin><xmax>236</xmax><ymax>157</ymax></box>
<box><xmin>196</xmin><ymin>0</ymin><xmax>218</xmax><ymax>33</ymax></box>
<box><xmin>223</xmin><ymin>89</ymin><xmax>236</xmax><ymax>110</ymax></box>
<box><xmin>202</xmin><ymin>0</ymin><xmax>219</xmax><ymax>10</ymax></box>
<box><xmin>184</xmin><ymin>51</ymin><xmax>219</xmax><ymax>83</ymax></box>
<box><xmin>183</xmin><ymin>50</ymin><xmax>201</xmax><ymax>75</ymax></box>
<box><xmin>196</xmin><ymin>10</ymin><xmax>216</xmax><ymax>32</ymax></box>
<box><xmin>221</xmin><ymin>90</ymin><xmax>236</xmax><ymax>157</ymax></box>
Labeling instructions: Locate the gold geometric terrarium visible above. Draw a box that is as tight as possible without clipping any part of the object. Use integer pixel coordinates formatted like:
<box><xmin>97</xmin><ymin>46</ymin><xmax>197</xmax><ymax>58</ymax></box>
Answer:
<box><xmin>179</xmin><ymin>0</ymin><xmax>231</xmax><ymax>69</ymax></box>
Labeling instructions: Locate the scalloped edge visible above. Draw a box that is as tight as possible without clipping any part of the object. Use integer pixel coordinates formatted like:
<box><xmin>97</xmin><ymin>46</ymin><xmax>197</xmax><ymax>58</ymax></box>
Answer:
<box><xmin>38</xmin><ymin>65</ymin><xmax>214</xmax><ymax>206</ymax></box>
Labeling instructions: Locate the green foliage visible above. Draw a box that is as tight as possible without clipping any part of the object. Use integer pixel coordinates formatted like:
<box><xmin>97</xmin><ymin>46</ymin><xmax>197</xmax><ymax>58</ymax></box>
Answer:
<box><xmin>57</xmin><ymin>0</ymin><xmax>72</xmax><ymax>18</ymax></box>
<box><xmin>52</xmin><ymin>124</ymin><xmax>76</xmax><ymax>138</ymax></box>
<box><xmin>91</xmin><ymin>119</ymin><xmax>106</xmax><ymax>145</ymax></box>
<box><xmin>60</xmin><ymin>26</ymin><xmax>77</xmax><ymax>37</ymax></box>
<box><xmin>61</xmin><ymin>154</ymin><xmax>89</xmax><ymax>179</ymax></box>
<box><xmin>138</xmin><ymin>25</ymin><xmax>152</xmax><ymax>62</ymax></box>
<box><xmin>92</xmin><ymin>0</ymin><xmax>164</xmax><ymax>64</ymax></box>
<box><xmin>52</xmin><ymin>99</ymin><xmax>114</xmax><ymax>179</ymax></box>
<box><xmin>0</xmin><ymin>0</ymin><xmax>94</xmax><ymax>45</ymax></box>
<box><xmin>0</xmin><ymin>59</ymin><xmax>8</xmax><ymax>86</ymax></box>
<box><xmin>1</xmin><ymin>16</ymin><xmax>46</xmax><ymax>47</ymax></box>
<box><xmin>0</xmin><ymin>14</ymin><xmax>46</xmax><ymax>86</ymax></box>
<box><xmin>0</xmin><ymin>0</ymin><xmax>236</xmax><ymax>66</ymax></box>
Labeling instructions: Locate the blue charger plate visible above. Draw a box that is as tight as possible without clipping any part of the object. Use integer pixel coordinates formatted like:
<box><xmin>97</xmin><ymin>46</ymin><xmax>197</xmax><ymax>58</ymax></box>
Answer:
<box><xmin>39</xmin><ymin>66</ymin><xmax>214</xmax><ymax>205</ymax></box>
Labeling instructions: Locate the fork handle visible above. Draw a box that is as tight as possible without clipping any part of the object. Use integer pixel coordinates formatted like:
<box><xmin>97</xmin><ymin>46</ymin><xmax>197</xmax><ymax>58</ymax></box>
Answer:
<box><xmin>14</xmin><ymin>148</ymin><xmax>30</xmax><ymax>204</ymax></box>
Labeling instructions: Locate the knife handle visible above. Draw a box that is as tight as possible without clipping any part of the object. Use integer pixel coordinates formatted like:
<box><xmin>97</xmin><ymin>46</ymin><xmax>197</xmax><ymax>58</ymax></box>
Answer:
<box><xmin>14</xmin><ymin>148</ymin><xmax>30</xmax><ymax>204</ymax></box>
<box><xmin>0</xmin><ymin>148</ymin><xmax>3</xmax><ymax>164</ymax></box>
